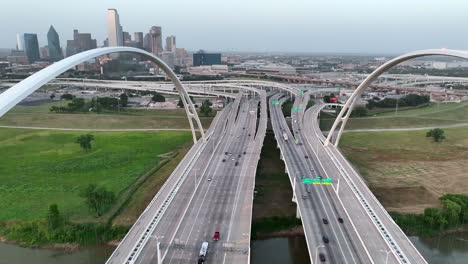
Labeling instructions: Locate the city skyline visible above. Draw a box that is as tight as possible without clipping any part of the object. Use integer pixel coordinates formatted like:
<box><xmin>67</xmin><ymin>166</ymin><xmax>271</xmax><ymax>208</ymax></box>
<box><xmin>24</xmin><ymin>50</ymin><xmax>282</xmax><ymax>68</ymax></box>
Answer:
<box><xmin>1</xmin><ymin>0</ymin><xmax>468</xmax><ymax>54</ymax></box>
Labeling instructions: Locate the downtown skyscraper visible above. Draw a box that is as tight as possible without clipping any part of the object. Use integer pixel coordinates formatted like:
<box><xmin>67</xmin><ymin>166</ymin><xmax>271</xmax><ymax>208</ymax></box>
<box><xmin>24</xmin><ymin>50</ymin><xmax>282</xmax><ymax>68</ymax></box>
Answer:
<box><xmin>47</xmin><ymin>25</ymin><xmax>63</xmax><ymax>62</ymax></box>
<box><xmin>107</xmin><ymin>9</ymin><xmax>123</xmax><ymax>47</ymax></box>
<box><xmin>23</xmin><ymin>33</ymin><xmax>40</xmax><ymax>63</ymax></box>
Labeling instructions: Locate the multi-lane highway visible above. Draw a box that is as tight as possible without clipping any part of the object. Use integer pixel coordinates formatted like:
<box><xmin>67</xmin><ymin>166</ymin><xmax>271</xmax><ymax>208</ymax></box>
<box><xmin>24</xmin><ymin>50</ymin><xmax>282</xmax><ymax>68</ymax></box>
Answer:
<box><xmin>108</xmin><ymin>89</ymin><xmax>267</xmax><ymax>264</ymax></box>
<box><xmin>102</xmin><ymin>79</ymin><xmax>427</xmax><ymax>263</ymax></box>
<box><xmin>301</xmin><ymin>101</ymin><xmax>427</xmax><ymax>263</ymax></box>
<box><xmin>270</xmin><ymin>93</ymin><xmax>371</xmax><ymax>264</ymax></box>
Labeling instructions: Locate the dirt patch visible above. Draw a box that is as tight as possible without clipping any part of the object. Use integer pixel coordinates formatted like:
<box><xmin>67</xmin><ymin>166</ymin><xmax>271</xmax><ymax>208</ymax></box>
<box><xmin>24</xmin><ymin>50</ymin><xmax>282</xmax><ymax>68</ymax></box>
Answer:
<box><xmin>371</xmin><ymin>186</ymin><xmax>440</xmax><ymax>214</ymax></box>
<box><xmin>107</xmin><ymin>240</ymin><xmax>121</xmax><ymax>247</ymax></box>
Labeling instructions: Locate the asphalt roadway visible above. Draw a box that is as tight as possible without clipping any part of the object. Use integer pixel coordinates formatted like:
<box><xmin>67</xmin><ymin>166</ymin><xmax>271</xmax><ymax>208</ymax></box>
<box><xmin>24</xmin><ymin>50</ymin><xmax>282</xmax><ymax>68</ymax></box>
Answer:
<box><xmin>299</xmin><ymin>99</ymin><xmax>427</xmax><ymax>263</ymax></box>
<box><xmin>108</xmin><ymin>90</ymin><xmax>267</xmax><ymax>264</ymax></box>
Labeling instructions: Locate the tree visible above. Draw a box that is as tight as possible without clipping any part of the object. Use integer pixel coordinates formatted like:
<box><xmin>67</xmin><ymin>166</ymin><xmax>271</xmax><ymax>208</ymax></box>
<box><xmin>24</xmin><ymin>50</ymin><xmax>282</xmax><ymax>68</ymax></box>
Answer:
<box><xmin>60</xmin><ymin>93</ymin><xmax>75</xmax><ymax>100</ymax></box>
<box><xmin>119</xmin><ymin>93</ymin><xmax>128</xmax><ymax>107</ymax></box>
<box><xmin>200</xmin><ymin>99</ymin><xmax>213</xmax><ymax>117</ymax></box>
<box><xmin>97</xmin><ymin>97</ymin><xmax>119</xmax><ymax>109</ymax></box>
<box><xmin>177</xmin><ymin>97</ymin><xmax>184</xmax><ymax>108</ymax></box>
<box><xmin>426</xmin><ymin>128</ymin><xmax>446</xmax><ymax>142</ymax></box>
<box><xmin>76</xmin><ymin>134</ymin><xmax>95</xmax><ymax>151</ymax></box>
<box><xmin>366</xmin><ymin>99</ymin><xmax>377</xmax><ymax>110</ymax></box>
<box><xmin>67</xmin><ymin>98</ymin><xmax>86</xmax><ymax>112</ymax></box>
<box><xmin>50</xmin><ymin>94</ymin><xmax>56</xmax><ymax>100</ymax></box>
<box><xmin>351</xmin><ymin>106</ymin><xmax>368</xmax><ymax>117</ymax></box>
<box><xmin>80</xmin><ymin>184</ymin><xmax>116</xmax><ymax>216</ymax></box>
<box><xmin>151</xmin><ymin>93</ymin><xmax>166</xmax><ymax>102</ymax></box>
<box><xmin>47</xmin><ymin>204</ymin><xmax>62</xmax><ymax>230</ymax></box>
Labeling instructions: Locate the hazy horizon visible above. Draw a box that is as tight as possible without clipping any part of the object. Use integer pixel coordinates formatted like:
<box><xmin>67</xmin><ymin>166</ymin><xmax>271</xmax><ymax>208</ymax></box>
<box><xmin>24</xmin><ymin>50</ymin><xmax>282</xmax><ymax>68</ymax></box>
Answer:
<box><xmin>1</xmin><ymin>0</ymin><xmax>468</xmax><ymax>54</ymax></box>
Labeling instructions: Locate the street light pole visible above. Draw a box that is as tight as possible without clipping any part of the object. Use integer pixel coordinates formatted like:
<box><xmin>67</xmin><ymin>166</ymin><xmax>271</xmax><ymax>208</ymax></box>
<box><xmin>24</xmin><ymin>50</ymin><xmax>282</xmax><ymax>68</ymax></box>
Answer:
<box><xmin>315</xmin><ymin>245</ymin><xmax>325</xmax><ymax>264</ymax></box>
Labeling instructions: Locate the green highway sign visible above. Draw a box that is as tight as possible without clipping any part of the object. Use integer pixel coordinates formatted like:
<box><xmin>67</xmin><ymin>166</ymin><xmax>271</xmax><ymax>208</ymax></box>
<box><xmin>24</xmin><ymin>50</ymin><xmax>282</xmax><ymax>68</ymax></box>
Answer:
<box><xmin>322</xmin><ymin>178</ymin><xmax>333</xmax><ymax>185</ymax></box>
<box><xmin>272</xmin><ymin>100</ymin><xmax>280</xmax><ymax>105</ymax></box>
<box><xmin>292</xmin><ymin>107</ymin><xmax>303</xmax><ymax>112</ymax></box>
<box><xmin>303</xmin><ymin>177</ymin><xmax>333</xmax><ymax>185</ymax></box>
<box><xmin>299</xmin><ymin>90</ymin><xmax>304</xmax><ymax>95</ymax></box>
<box><xmin>302</xmin><ymin>178</ymin><xmax>313</xmax><ymax>184</ymax></box>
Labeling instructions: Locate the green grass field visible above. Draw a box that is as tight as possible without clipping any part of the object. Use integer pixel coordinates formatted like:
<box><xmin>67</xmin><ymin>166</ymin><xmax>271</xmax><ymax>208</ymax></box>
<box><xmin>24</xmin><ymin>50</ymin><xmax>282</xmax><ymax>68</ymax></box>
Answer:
<box><xmin>339</xmin><ymin>126</ymin><xmax>468</xmax><ymax>213</ymax></box>
<box><xmin>1</xmin><ymin>101</ymin><xmax>214</xmax><ymax>129</ymax></box>
<box><xmin>320</xmin><ymin>101</ymin><xmax>468</xmax><ymax>131</ymax></box>
<box><xmin>0</xmin><ymin>129</ymin><xmax>192</xmax><ymax>222</ymax></box>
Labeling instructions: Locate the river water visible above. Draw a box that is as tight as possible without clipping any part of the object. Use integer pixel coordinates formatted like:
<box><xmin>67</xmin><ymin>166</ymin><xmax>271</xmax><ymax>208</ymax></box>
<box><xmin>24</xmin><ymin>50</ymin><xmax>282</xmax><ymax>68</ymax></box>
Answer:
<box><xmin>0</xmin><ymin>242</ymin><xmax>115</xmax><ymax>264</ymax></box>
<box><xmin>1</xmin><ymin>232</ymin><xmax>468</xmax><ymax>263</ymax></box>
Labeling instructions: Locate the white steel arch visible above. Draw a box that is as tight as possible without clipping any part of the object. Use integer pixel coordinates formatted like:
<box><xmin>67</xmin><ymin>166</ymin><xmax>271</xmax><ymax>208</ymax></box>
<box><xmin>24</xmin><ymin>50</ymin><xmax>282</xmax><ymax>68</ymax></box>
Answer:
<box><xmin>0</xmin><ymin>47</ymin><xmax>205</xmax><ymax>143</ymax></box>
<box><xmin>325</xmin><ymin>49</ymin><xmax>468</xmax><ymax>146</ymax></box>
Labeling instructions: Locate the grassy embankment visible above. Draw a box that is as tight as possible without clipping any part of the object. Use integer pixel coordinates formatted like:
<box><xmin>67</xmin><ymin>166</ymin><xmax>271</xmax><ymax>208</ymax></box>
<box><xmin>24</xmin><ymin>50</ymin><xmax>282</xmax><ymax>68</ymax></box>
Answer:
<box><xmin>1</xmin><ymin>101</ymin><xmax>214</xmax><ymax>130</ymax></box>
<box><xmin>0</xmin><ymin>102</ymin><xmax>211</xmax><ymax>246</ymax></box>
<box><xmin>320</xmin><ymin>101</ymin><xmax>468</xmax><ymax>131</ymax></box>
<box><xmin>339</xmin><ymin>123</ymin><xmax>468</xmax><ymax>236</ymax></box>
<box><xmin>252</xmin><ymin>133</ymin><xmax>302</xmax><ymax>239</ymax></box>
<box><xmin>0</xmin><ymin>129</ymin><xmax>193</xmax><ymax>246</ymax></box>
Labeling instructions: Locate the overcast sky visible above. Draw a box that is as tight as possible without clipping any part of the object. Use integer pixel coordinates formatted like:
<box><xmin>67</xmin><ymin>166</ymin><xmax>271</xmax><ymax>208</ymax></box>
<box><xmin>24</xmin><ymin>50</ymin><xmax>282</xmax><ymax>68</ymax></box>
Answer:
<box><xmin>1</xmin><ymin>0</ymin><xmax>467</xmax><ymax>54</ymax></box>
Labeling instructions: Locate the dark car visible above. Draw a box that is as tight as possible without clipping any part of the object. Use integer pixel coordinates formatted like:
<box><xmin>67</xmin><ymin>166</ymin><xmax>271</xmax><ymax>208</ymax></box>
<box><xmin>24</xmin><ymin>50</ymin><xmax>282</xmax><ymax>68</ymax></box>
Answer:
<box><xmin>248</xmin><ymin>133</ymin><xmax>251</xmax><ymax>137</ymax></box>
<box><xmin>305</xmin><ymin>155</ymin><xmax>309</xmax><ymax>159</ymax></box>
<box><xmin>225</xmin><ymin>152</ymin><xmax>228</xmax><ymax>155</ymax></box>
<box><xmin>213</xmin><ymin>231</ymin><xmax>220</xmax><ymax>241</ymax></box>
<box><xmin>338</xmin><ymin>217</ymin><xmax>344</xmax><ymax>223</ymax></box>
<box><xmin>322</xmin><ymin>218</ymin><xmax>328</xmax><ymax>224</ymax></box>
<box><xmin>222</xmin><ymin>159</ymin><xmax>226</xmax><ymax>162</ymax></box>
<box><xmin>319</xmin><ymin>253</ymin><xmax>326</xmax><ymax>262</ymax></box>
<box><xmin>238</xmin><ymin>154</ymin><xmax>241</xmax><ymax>158</ymax></box>
<box><xmin>243</xmin><ymin>151</ymin><xmax>246</xmax><ymax>154</ymax></box>
<box><xmin>322</xmin><ymin>235</ymin><xmax>329</xmax><ymax>243</ymax></box>
<box><xmin>235</xmin><ymin>161</ymin><xmax>239</xmax><ymax>166</ymax></box>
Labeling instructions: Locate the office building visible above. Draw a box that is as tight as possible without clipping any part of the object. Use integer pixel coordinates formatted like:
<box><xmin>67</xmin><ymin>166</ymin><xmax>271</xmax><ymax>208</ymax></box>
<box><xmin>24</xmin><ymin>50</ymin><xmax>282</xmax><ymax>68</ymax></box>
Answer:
<box><xmin>47</xmin><ymin>25</ymin><xmax>63</xmax><ymax>62</ymax></box>
<box><xmin>23</xmin><ymin>33</ymin><xmax>40</xmax><ymax>63</ymax></box>
<box><xmin>40</xmin><ymin>46</ymin><xmax>50</xmax><ymax>59</ymax></box>
<box><xmin>175</xmin><ymin>48</ymin><xmax>188</xmax><ymax>66</ymax></box>
<box><xmin>134</xmin><ymin>32</ymin><xmax>143</xmax><ymax>48</ymax></box>
<box><xmin>123</xmin><ymin>31</ymin><xmax>131</xmax><ymax>42</ymax></box>
<box><xmin>149</xmin><ymin>26</ymin><xmax>162</xmax><ymax>55</ymax></box>
<box><xmin>66</xmin><ymin>30</ymin><xmax>97</xmax><ymax>57</ymax></box>
<box><xmin>193</xmin><ymin>50</ymin><xmax>221</xmax><ymax>66</ymax></box>
<box><xmin>7</xmin><ymin>50</ymin><xmax>28</xmax><ymax>64</ymax></box>
<box><xmin>165</xmin><ymin>35</ymin><xmax>176</xmax><ymax>53</ymax></box>
<box><xmin>107</xmin><ymin>9</ymin><xmax>123</xmax><ymax>47</ymax></box>
<box><xmin>16</xmin><ymin>34</ymin><xmax>25</xmax><ymax>50</ymax></box>
<box><xmin>143</xmin><ymin>33</ymin><xmax>152</xmax><ymax>52</ymax></box>
<box><xmin>162</xmin><ymin>51</ymin><xmax>175</xmax><ymax>69</ymax></box>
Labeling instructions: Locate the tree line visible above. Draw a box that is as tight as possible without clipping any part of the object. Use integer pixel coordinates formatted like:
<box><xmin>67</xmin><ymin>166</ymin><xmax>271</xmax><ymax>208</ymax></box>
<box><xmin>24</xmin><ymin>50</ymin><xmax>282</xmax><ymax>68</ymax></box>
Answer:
<box><xmin>392</xmin><ymin>194</ymin><xmax>468</xmax><ymax>236</ymax></box>
<box><xmin>50</xmin><ymin>93</ymin><xmax>129</xmax><ymax>113</ymax></box>
<box><xmin>366</xmin><ymin>94</ymin><xmax>430</xmax><ymax>109</ymax></box>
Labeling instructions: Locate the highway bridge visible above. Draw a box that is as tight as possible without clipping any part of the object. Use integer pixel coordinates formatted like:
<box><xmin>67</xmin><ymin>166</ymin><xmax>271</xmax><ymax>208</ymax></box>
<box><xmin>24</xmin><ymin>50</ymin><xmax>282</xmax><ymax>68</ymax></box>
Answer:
<box><xmin>7</xmin><ymin>47</ymin><xmax>465</xmax><ymax>264</ymax></box>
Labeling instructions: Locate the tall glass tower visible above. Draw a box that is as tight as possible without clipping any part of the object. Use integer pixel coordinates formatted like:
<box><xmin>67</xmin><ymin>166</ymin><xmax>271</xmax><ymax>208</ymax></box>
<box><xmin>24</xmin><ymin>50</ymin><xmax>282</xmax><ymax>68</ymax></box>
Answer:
<box><xmin>107</xmin><ymin>9</ymin><xmax>123</xmax><ymax>47</ymax></box>
<box><xmin>23</xmin><ymin>33</ymin><xmax>40</xmax><ymax>63</ymax></box>
<box><xmin>47</xmin><ymin>26</ymin><xmax>63</xmax><ymax>62</ymax></box>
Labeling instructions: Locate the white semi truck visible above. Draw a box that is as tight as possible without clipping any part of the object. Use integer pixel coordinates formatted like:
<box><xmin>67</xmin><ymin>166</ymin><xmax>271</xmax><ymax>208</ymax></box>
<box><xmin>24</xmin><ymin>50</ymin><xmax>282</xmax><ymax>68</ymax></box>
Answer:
<box><xmin>198</xmin><ymin>242</ymin><xmax>209</xmax><ymax>263</ymax></box>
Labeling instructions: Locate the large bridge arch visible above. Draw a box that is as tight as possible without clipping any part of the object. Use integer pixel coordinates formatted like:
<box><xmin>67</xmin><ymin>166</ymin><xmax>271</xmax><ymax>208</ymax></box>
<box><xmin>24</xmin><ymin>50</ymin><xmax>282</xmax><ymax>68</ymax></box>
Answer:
<box><xmin>0</xmin><ymin>47</ymin><xmax>205</xmax><ymax>143</ymax></box>
<box><xmin>325</xmin><ymin>49</ymin><xmax>468</xmax><ymax>146</ymax></box>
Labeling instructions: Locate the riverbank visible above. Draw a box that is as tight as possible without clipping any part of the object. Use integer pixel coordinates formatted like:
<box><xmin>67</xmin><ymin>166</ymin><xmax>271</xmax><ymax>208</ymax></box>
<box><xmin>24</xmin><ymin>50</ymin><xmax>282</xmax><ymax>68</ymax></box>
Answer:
<box><xmin>254</xmin><ymin>226</ymin><xmax>304</xmax><ymax>239</ymax></box>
